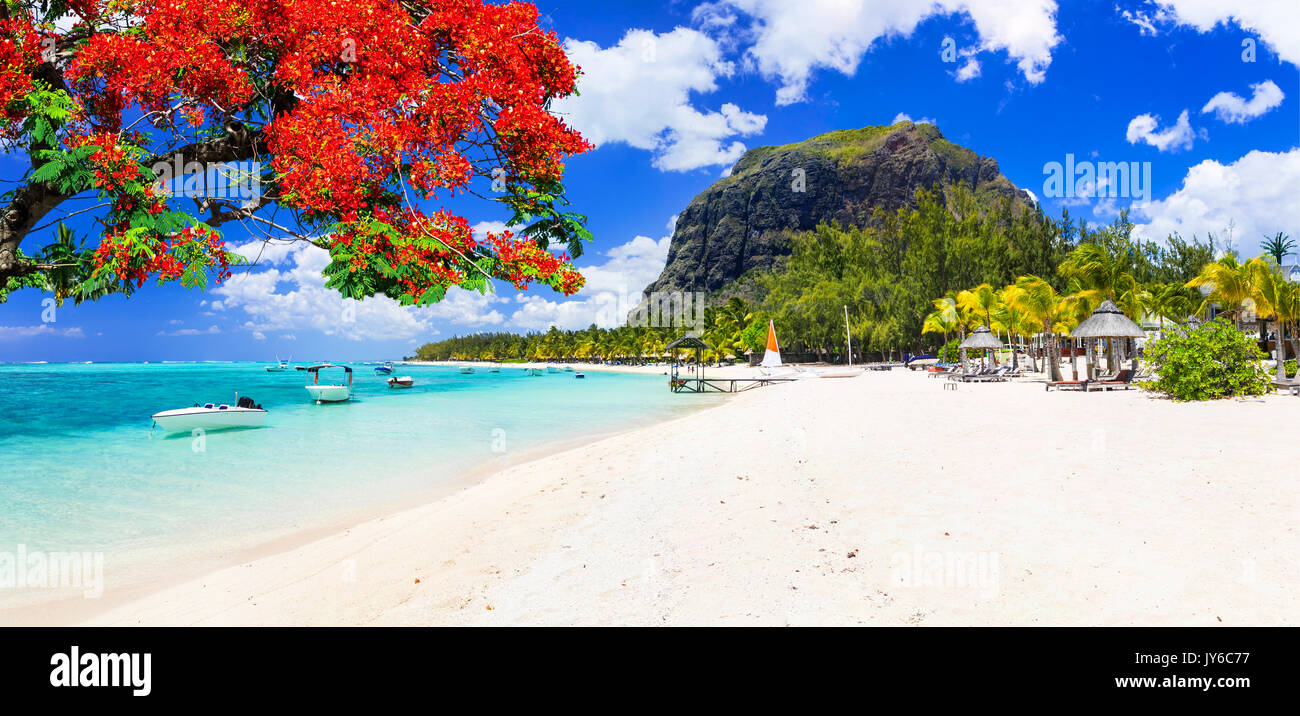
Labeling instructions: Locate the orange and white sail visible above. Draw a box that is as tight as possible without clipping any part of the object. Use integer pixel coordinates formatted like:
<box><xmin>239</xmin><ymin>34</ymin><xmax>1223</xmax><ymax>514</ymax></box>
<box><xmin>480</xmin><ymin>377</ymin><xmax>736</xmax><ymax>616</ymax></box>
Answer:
<box><xmin>760</xmin><ymin>320</ymin><xmax>782</xmax><ymax>367</ymax></box>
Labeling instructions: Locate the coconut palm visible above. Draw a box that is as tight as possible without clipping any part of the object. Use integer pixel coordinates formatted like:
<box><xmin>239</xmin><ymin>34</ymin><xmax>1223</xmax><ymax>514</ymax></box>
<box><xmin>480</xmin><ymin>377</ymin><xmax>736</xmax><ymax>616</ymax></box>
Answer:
<box><xmin>1261</xmin><ymin>232</ymin><xmax>1295</xmax><ymax>266</ymax></box>
<box><xmin>1186</xmin><ymin>255</ymin><xmax>1258</xmax><ymax>329</ymax></box>
<box><xmin>1250</xmin><ymin>261</ymin><xmax>1295</xmax><ymax>381</ymax></box>
<box><xmin>1012</xmin><ymin>276</ymin><xmax>1069</xmax><ymax>382</ymax></box>
<box><xmin>956</xmin><ymin>283</ymin><xmax>1000</xmax><ymax>328</ymax></box>
<box><xmin>1140</xmin><ymin>283</ymin><xmax>1192</xmax><ymax>339</ymax></box>
<box><xmin>1057</xmin><ymin>242</ymin><xmax>1139</xmax><ymax>304</ymax></box>
<box><xmin>922</xmin><ymin>296</ymin><xmax>959</xmax><ymax>360</ymax></box>
<box><xmin>992</xmin><ymin>285</ymin><xmax>1031</xmax><ymax>370</ymax></box>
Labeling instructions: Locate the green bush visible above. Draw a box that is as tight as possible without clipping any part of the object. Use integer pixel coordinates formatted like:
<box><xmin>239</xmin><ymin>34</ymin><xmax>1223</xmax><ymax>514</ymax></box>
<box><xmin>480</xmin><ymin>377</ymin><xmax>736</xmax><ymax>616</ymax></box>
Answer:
<box><xmin>937</xmin><ymin>336</ymin><xmax>962</xmax><ymax>362</ymax></box>
<box><xmin>1287</xmin><ymin>359</ymin><xmax>1296</xmax><ymax>379</ymax></box>
<box><xmin>1140</xmin><ymin>318</ymin><xmax>1273</xmax><ymax>401</ymax></box>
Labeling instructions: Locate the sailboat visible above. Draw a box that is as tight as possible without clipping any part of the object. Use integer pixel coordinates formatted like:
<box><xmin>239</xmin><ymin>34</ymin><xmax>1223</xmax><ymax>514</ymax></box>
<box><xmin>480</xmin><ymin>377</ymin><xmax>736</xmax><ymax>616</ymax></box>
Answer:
<box><xmin>265</xmin><ymin>355</ymin><xmax>291</xmax><ymax>372</ymax></box>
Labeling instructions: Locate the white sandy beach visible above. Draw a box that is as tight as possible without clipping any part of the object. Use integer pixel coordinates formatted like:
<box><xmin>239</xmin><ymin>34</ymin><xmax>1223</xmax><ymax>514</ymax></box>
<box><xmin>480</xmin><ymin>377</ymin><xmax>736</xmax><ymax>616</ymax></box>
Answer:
<box><xmin>32</xmin><ymin>366</ymin><xmax>1300</xmax><ymax>626</ymax></box>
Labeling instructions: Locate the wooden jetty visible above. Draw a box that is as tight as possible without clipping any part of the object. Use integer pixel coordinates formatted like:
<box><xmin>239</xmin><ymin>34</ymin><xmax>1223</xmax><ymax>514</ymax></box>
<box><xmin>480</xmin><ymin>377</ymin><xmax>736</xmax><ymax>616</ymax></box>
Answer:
<box><xmin>665</xmin><ymin>334</ymin><xmax>795</xmax><ymax>394</ymax></box>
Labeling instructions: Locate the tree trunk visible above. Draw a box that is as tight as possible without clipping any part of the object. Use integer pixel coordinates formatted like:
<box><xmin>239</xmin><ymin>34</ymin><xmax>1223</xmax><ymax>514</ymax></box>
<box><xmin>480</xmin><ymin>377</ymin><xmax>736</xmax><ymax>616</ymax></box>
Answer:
<box><xmin>1044</xmin><ymin>320</ymin><xmax>1062</xmax><ymax>382</ymax></box>
<box><xmin>1274</xmin><ymin>319</ymin><xmax>1287</xmax><ymax>382</ymax></box>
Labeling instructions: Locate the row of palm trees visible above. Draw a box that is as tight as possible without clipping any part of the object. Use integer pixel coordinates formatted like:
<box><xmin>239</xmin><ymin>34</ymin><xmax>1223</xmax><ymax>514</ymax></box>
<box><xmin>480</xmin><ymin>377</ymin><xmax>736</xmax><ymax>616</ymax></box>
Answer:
<box><xmin>413</xmin><ymin>297</ymin><xmax>758</xmax><ymax>363</ymax></box>
<box><xmin>924</xmin><ymin>239</ymin><xmax>1300</xmax><ymax>382</ymax></box>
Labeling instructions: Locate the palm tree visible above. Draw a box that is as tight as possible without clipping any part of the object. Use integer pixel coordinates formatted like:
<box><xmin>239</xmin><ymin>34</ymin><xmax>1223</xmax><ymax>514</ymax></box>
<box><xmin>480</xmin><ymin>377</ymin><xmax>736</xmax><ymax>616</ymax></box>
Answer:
<box><xmin>1058</xmin><ymin>242</ymin><xmax>1138</xmax><ymax>303</ymax></box>
<box><xmin>1187</xmin><ymin>255</ymin><xmax>1257</xmax><ymax>329</ymax></box>
<box><xmin>1012</xmin><ymin>276</ymin><xmax>1067</xmax><ymax>382</ymax></box>
<box><xmin>1140</xmin><ymin>283</ymin><xmax>1192</xmax><ymax>339</ymax></box>
<box><xmin>1250</xmin><ymin>260</ymin><xmax>1294</xmax><ymax>381</ymax></box>
<box><xmin>922</xmin><ymin>297</ymin><xmax>959</xmax><ymax>360</ymax></box>
<box><xmin>1261</xmin><ymin>232</ymin><xmax>1295</xmax><ymax>266</ymax></box>
<box><xmin>992</xmin><ymin>284</ymin><xmax>1030</xmax><ymax>370</ymax></box>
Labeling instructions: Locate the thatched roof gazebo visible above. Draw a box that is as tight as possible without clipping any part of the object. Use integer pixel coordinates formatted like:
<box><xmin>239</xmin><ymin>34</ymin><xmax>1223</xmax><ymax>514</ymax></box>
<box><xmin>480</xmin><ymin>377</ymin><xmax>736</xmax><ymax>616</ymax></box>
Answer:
<box><xmin>958</xmin><ymin>325</ymin><xmax>1004</xmax><ymax>349</ymax></box>
<box><xmin>1071</xmin><ymin>300</ymin><xmax>1145</xmax><ymax>339</ymax></box>
<box><xmin>958</xmin><ymin>325</ymin><xmax>1003</xmax><ymax>370</ymax></box>
<box><xmin>1070</xmin><ymin>300</ymin><xmax>1145</xmax><ymax>377</ymax></box>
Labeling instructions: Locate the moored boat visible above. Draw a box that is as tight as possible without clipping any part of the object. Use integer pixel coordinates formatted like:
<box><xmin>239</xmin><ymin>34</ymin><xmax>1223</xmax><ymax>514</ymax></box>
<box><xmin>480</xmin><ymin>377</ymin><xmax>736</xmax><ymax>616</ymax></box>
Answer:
<box><xmin>374</xmin><ymin>364</ymin><xmax>393</xmax><ymax>375</ymax></box>
<box><xmin>528</xmin><ymin>367</ymin><xmax>544</xmax><ymax>376</ymax></box>
<box><xmin>152</xmin><ymin>396</ymin><xmax>267</xmax><ymax>433</ymax></box>
<box><xmin>387</xmin><ymin>376</ymin><xmax>414</xmax><ymax>389</ymax></box>
<box><xmin>305</xmin><ymin>364</ymin><xmax>353</xmax><ymax>403</ymax></box>
<box><xmin>458</xmin><ymin>366</ymin><xmax>475</xmax><ymax>374</ymax></box>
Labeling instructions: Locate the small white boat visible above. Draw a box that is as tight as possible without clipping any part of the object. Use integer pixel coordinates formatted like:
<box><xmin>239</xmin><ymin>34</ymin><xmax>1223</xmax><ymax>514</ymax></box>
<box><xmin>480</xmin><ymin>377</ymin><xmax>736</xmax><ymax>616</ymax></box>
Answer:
<box><xmin>528</xmin><ymin>367</ymin><xmax>544</xmax><ymax>376</ymax></box>
<box><xmin>152</xmin><ymin>396</ymin><xmax>267</xmax><ymax>433</ymax></box>
<box><xmin>575</xmin><ymin>372</ymin><xmax>585</xmax><ymax>379</ymax></box>
<box><xmin>546</xmin><ymin>365</ymin><xmax>561</xmax><ymax>373</ymax></box>
<box><xmin>564</xmin><ymin>366</ymin><xmax>575</xmax><ymax>372</ymax></box>
<box><xmin>374</xmin><ymin>364</ymin><xmax>393</xmax><ymax>375</ymax></box>
<box><xmin>489</xmin><ymin>365</ymin><xmax>501</xmax><ymax>373</ymax></box>
<box><xmin>265</xmin><ymin>355</ymin><xmax>291</xmax><ymax>372</ymax></box>
<box><xmin>459</xmin><ymin>366</ymin><xmax>475</xmax><ymax>374</ymax></box>
<box><xmin>387</xmin><ymin>376</ymin><xmax>414</xmax><ymax>389</ymax></box>
<box><xmin>305</xmin><ymin>364</ymin><xmax>353</xmax><ymax>403</ymax></box>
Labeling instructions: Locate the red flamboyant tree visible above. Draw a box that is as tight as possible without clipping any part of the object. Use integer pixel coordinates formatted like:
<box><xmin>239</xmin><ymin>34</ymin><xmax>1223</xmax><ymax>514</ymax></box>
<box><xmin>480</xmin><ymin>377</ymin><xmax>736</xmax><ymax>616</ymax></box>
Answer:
<box><xmin>0</xmin><ymin>0</ymin><xmax>592</xmax><ymax>306</ymax></box>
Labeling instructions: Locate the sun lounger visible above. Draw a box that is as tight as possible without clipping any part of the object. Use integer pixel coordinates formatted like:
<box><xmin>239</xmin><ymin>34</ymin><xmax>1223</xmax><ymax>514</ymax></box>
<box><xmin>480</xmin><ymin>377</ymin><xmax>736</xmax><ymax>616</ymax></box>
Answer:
<box><xmin>1084</xmin><ymin>369</ymin><xmax>1136</xmax><ymax>392</ymax></box>
<box><xmin>1045</xmin><ymin>379</ymin><xmax>1086</xmax><ymax>391</ymax></box>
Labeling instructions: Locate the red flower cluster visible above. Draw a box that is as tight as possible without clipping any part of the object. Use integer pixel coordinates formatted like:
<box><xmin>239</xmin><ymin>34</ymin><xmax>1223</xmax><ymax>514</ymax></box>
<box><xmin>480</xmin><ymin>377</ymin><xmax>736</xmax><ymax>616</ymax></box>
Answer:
<box><xmin>93</xmin><ymin>225</ymin><xmax>232</xmax><ymax>288</ymax></box>
<box><xmin>68</xmin><ymin>1</ymin><xmax>255</xmax><ymax>129</ymax></box>
<box><xmin>327</xmin><ymin>207</ymin><xmax>582</xmax><ymax>303</ymax></box>
<box><xmin>39</xmin><ymin>0</ymin><xmax>593</xmax><ymax>302</ymax></box>
<box><xmin>66</xmin><ymin>132</ymin><xmax>166</xmax><ymax>225</ymax></box>
<box><xmin>0</xmin><ymin>15</ymin><xmax>41</xmax><ymax>134</ymax></box>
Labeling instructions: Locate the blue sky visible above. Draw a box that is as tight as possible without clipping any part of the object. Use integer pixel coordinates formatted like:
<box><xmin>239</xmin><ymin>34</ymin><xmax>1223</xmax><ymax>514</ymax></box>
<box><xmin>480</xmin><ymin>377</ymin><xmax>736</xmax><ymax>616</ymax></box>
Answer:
<box><xmin>3</xmin><ymin>0</ymin><xmax>1298</xmax><ymax>362</ymax></box>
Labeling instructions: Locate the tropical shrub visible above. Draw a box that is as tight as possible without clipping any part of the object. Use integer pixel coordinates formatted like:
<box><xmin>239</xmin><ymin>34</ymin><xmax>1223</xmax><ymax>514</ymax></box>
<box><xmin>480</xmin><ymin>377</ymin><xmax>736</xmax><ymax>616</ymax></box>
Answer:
<box><xmin>938</xmin><ymin>336</ymin><xmax>962</xmax><ymax>362</ymax></box>
<box><xmin>1140</xmin><ymin>318</ymin><xmax>1272</xmax><ymax>401</ymax></box>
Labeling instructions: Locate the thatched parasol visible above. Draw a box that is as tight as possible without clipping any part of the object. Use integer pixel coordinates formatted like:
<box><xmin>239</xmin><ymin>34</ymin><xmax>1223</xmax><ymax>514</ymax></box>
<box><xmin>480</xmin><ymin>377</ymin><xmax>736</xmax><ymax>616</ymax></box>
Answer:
<box><xmin>1071</xmin><ymin>300</ymin><xmax>1145</xmax><ymax>339</ymax></box>
<box><xmin>958</xmin><ymin>325</ymin><xmax>1003</xmax><ymax>349</ymax></box>
<box><xmin>1070</xmin><ymin>300</ymin><xmax>1146</xmax><ymax>377</ymax></box>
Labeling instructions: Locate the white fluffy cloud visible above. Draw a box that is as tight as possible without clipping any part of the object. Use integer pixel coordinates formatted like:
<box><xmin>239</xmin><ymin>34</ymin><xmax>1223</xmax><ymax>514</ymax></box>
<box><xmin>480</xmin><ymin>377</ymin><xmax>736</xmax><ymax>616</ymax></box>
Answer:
<box><xmin>893</xmin><ymin>112</ymin><xmax>937</xmax><ymax>125</ymax></box>
<box><xmin>0</xmin><ymin>324</ymin><xmax>84</xmax><ymax>339</ymax></box>
<box><xmin>1133</xmin><ymin>148</ymin><xmax>1300</xmax><ymax>254</ymax></box>
<box><xmin>708</xmin><ymin>0</ymin><xmax>1061</xmax><ymax>105</ymax></box>
<box><xmin>554</xmin><ymin>28</ymin><xmax>767</xmax><ymax>171</ymax></box>
<box><xmin>214</xmin><ymin>239</ymin><xmax>507</xmax><ymax>341</ymax></box>
<box><xmin>1149</xmin><ymin>0</ymin><xmax>1300</xmax><ymax>66</ymax></box>
<box><xmin>1201</xmin><ymin>80</ymin><xmax>1285</xmax><ymax>124</ymax></box>
<box><xmin>1125</xmin><ymin>110</ymin><xmax>1197</xmax><ymax>152</ymax></box>
<box><xmin>506</xmin><ymin>232</ymin><xmax>672</xmax><ymax>331</ymax></box>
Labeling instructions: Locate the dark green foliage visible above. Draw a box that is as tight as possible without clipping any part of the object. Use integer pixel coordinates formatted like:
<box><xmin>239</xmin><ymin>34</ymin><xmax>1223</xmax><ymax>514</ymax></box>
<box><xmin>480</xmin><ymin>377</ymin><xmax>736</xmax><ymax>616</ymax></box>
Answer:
<box><xmin>1140</xmin><ymin>318</ymin><xmax>1273</xmax><ymax>401</ymax></box>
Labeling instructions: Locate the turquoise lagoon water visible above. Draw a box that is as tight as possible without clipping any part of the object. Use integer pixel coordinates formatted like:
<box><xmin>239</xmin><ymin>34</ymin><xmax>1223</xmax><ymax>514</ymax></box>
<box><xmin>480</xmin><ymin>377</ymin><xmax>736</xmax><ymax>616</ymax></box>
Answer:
<box><xmin>0</xmin><ymin>362</ymin><xmax>717</xmax><ymax>589</ymax></box>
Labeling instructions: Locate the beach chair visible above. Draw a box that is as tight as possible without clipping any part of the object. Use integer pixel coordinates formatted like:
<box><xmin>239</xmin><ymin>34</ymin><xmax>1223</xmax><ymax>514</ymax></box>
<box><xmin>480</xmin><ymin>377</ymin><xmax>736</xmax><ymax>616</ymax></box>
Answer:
<box><xmin>1085</xmin><ymin>369</ymin><xmax>1135</xmax><ymax>392</ymax></box>
<box><xmin>1045</xmin><ymin>378</ymin><xmax>1087</xmax><ymax>391</ymax></box>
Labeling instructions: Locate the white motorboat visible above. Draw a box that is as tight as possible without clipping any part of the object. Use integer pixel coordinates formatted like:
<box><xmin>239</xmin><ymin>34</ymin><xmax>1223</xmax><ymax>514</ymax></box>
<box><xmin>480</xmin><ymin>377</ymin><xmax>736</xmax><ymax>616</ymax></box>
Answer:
<box><xmin>528</xmin><ymin>367</ymin><xmax>544</xmax><ymax>376</ymax></box>
<box><xmin>546</xmin><ymin>365</ymin><xmax>561</xmax><ymax>373</ymax></box>
<box><xmin>152</xmin><ymin>396</ymin><xmax>267</xmax><ymax>433</ymax></box>
<box><xmin>305</xmin><ymin>364</ymin><xmax>353</xmax><ymax>403</ymax></box>
<box><xmin>574</xmin><ymin>372</ymin><xmax>585</xmax><ymax>379</ymax></box>
<box><xmin>265</xmin><ymin>355</ymin><xmax>291</xmax><ymax>372</ymax></box>
<box><xmin>387</xmin><ymin>376</ymin><xmax>414</xmax><ymax>389</ymax></box>
<box><xmin>458</xmin><ymin>366</ymin><xmax>475</xmax><ymax>374</ymax></box>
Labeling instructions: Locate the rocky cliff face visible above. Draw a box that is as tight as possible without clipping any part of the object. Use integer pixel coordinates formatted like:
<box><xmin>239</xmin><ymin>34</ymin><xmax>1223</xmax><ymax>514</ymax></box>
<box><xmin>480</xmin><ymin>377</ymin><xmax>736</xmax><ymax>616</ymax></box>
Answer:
<box><xmin>641</xmin><ymin>122</ymin><xmax>1032</xmax><ymax>296</ymax></box>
